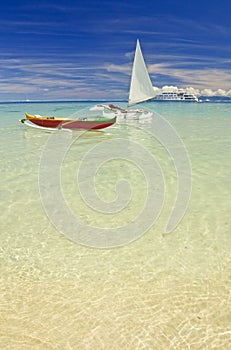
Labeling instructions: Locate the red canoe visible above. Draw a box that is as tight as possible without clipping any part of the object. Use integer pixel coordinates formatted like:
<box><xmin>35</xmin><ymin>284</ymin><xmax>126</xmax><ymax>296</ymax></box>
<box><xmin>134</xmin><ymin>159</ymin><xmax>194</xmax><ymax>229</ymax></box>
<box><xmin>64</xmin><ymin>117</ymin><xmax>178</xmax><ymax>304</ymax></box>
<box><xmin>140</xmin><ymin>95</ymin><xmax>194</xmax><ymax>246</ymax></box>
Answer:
<box><xmin>21</xmin><ymin>112</ymin><xmax>116</xmax><ymax>130</ymax></box>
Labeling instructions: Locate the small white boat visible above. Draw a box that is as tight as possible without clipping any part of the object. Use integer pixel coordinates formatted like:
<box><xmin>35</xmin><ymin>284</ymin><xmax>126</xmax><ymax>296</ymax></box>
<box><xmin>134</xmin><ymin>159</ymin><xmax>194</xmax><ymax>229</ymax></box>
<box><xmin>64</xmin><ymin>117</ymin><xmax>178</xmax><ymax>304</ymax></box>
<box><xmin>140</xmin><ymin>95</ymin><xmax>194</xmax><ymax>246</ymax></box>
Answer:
<box><xmin>90</xmin><ymin>103</ymin><xmax>152</xmax><ymax>118</ymax></box>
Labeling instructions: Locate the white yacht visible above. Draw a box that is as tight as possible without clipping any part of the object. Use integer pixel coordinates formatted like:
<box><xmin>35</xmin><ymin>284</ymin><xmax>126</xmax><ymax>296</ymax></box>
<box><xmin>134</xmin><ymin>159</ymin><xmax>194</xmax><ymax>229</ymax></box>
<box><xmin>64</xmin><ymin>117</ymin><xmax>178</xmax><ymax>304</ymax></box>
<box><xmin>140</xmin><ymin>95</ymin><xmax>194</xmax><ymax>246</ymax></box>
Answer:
<box><xmin>155</xmin><ymin>91</ymin><xmax>199</xmax><ymax>102</ymax></box>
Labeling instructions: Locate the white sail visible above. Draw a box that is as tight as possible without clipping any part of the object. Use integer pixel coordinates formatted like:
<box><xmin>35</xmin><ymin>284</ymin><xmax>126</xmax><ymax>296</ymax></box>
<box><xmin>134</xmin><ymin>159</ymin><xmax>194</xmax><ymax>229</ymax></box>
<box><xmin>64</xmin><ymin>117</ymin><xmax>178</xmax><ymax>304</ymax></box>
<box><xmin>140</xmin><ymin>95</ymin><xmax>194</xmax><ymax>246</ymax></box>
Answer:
<box><xmin>128</xmin><ymin>39</ymin><xmax>156</xmax><ymax>106</ymax></box>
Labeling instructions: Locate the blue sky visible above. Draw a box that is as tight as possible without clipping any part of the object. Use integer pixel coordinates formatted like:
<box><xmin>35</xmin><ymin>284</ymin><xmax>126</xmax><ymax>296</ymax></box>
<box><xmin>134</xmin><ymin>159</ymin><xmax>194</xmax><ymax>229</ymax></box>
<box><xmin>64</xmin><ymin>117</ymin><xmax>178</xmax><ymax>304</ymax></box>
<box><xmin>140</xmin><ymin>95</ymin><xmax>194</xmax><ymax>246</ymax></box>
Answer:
<box><xmin>0</xmin><ymin>0</ymin><xmax>231</xmax><ymax>100</ymax></box>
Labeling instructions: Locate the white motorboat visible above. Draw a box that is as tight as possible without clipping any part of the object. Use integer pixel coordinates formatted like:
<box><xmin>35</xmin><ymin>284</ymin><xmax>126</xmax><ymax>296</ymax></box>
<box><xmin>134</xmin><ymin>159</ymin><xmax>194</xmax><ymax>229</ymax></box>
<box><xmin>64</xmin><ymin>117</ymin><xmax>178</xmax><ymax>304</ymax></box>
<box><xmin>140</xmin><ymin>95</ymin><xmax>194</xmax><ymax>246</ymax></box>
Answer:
<box><xmin>155</xmin><ymin>91</ymin><xmax>199</xmax><ymax>102</ymax></box>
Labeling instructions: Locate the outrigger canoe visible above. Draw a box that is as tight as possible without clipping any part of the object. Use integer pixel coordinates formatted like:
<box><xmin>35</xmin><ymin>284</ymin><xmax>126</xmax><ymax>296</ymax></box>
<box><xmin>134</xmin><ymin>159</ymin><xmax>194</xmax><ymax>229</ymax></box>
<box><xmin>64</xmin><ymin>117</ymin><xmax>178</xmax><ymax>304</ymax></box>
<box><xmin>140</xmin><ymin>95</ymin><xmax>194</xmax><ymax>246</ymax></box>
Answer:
<box><xmin>20</xmin><ymin>112</ymin><xmax>116</xmax><ymax>130</ymax></box>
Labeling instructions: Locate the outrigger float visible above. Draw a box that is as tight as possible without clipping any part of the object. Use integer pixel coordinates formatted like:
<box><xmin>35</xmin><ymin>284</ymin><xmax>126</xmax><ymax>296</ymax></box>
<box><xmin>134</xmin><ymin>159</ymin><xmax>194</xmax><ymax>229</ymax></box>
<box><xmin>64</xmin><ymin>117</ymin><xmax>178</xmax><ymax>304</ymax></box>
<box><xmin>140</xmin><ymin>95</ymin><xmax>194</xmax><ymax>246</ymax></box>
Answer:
<box><xmin>20</xmin><ymin>112</ymin><xmax>116</xmax><ymax>130</ymax></box>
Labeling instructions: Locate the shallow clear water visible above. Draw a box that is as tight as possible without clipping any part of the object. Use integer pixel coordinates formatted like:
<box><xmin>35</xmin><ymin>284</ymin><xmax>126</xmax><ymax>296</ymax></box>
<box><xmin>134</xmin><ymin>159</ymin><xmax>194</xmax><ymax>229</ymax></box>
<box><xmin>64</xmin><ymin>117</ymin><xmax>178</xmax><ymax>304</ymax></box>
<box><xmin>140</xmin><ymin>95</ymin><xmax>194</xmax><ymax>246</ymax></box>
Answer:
<box><xmin>0</xmin><ymin>101</ymin><xmax>230</xmax><ymax>349</ymax></box>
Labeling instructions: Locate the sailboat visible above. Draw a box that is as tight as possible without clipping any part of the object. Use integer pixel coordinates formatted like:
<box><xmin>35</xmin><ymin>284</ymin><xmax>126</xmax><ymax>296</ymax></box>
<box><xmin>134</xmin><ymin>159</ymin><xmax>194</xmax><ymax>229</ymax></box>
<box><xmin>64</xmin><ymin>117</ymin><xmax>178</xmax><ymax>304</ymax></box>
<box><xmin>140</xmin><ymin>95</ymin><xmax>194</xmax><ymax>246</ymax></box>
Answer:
<box><xmin>92</xmin><ymin>39</ymin><xmax>155</xmax><ymax>116</ymax></box>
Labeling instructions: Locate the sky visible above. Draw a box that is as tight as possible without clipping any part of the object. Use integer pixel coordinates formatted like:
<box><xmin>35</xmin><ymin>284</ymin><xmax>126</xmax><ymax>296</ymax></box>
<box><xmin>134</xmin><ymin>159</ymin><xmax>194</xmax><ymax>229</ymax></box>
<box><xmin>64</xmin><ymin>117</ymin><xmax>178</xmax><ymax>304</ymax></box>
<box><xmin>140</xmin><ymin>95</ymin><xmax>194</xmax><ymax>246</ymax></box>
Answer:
<box><xmin>0</xmin><ymin>0</ymin><xmax>231</xmax><ymax>101</ymax></box>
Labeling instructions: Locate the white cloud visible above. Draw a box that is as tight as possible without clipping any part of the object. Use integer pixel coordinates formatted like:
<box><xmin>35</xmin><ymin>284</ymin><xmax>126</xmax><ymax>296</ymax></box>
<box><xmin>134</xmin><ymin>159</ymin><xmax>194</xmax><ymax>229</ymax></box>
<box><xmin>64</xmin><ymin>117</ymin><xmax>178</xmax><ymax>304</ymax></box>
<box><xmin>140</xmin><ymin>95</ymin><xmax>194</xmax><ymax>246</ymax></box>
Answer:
<box><xmin>153</xmin><ymin>85</ymin><xmax>231</xmax><ymax>97</ymax></box>
<box><xmin>162</xmin><ymin>85</ymin><xmax>179</xmax><ymax>93</ymax></box>
<box><xmin>0</xmin><ymin>57</ymin><xmax>231</xmax><ymax>100</ymax></box>
<box><xmin>149</xmin><ymin>63</ymin><xmax>231</xmax><ymax>90</ymax></box>
<box><xmin>106</xmin><ymin>64</ymin><xmax>131</xmax><ymax>75</ymax></box>
<box><xmin>199</xmin><ymin>88</ymin><xmax>231</xmax><ymax>97</ymax></box>
<box><xmin>215</xmin><ymin>88</ymin><xmax>227</xmax><ymax>96</ymax></box>
<box><xmin>200</xmin><ymin>89</ymin><xmax>216</xmax><ymax>96</ymax></box>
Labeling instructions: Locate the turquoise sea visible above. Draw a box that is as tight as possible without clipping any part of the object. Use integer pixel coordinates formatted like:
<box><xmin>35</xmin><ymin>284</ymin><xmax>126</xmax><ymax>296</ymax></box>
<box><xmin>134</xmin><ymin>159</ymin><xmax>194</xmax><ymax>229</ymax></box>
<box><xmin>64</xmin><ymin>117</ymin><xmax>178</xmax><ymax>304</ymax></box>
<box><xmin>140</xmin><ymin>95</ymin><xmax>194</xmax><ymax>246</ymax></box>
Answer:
<box><xmin>0</xmin><ymin>101</ymin><xmax>230</xmax><ymax>349</ymax></box>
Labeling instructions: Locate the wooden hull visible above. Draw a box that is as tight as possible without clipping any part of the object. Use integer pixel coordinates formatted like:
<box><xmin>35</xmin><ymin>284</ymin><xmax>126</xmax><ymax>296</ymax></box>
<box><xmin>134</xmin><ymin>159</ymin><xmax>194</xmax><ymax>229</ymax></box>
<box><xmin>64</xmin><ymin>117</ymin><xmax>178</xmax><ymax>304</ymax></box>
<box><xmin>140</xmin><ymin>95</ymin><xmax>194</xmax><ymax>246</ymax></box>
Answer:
<box><xmin>25</xmin><ymin>113</ymin><xmax>116</xmax><ymax>130</ymax></box>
